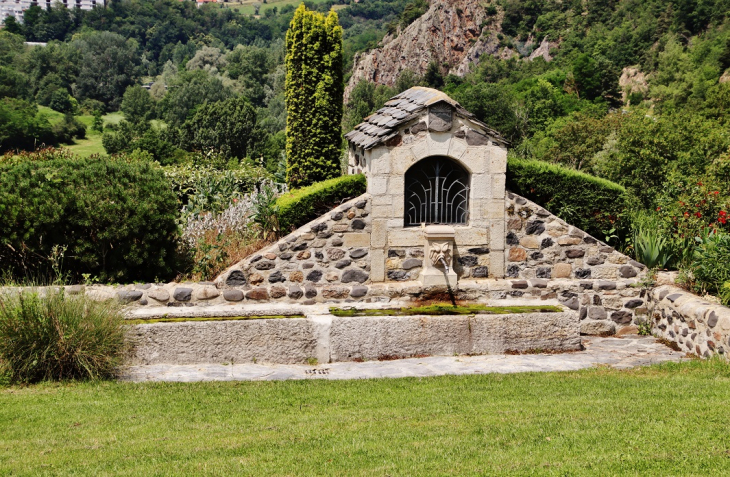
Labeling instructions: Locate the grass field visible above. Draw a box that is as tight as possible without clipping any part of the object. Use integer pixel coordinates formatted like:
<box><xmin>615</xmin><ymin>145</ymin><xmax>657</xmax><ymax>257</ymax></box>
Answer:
<box><xmin>2</xmin><ymin>359</ymin><xmax>730</xmax><ymax>475</ymax></box>
<box><xmin>37</xmin><ymin>107</ymin><xmax>169</xmax><ymax>157</ymax></box>
<box><xmin>227</xmin><ymin>0</ymin><xmax>342</xmax><ymax>16</ymax></box>
<box><xmin>37</xmin><ymin>106</ymin><xmax>125</xmax><ymax>157</ymax></box>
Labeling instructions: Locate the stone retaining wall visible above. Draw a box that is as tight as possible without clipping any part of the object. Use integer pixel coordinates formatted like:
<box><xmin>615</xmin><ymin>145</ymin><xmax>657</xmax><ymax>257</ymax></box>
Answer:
<box><xmin>647</xmin><ymin>285</ymin><xmax>730</xmax><ymax>358</ymax></box>
<box><xmin>503</xmin><ymin>193</ymin><xmax>648</xmax><ymax>333</ymax></box>
<box><xmin>126</xmin><ymin>311</ymin><xmax>580</xmax><ymax>365</ymax></box>
<box><xmin>215</xmin><ymin>195</ymin><xmax>374</xmax><ymax>303</ymax></box>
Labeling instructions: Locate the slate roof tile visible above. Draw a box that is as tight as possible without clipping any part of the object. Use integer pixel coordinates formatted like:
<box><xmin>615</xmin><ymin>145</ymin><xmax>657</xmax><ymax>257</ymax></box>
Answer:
<box><xmin>345</xmin><ymin>86</ymin><xmax>507</xmax><ymax>150</ymax></box>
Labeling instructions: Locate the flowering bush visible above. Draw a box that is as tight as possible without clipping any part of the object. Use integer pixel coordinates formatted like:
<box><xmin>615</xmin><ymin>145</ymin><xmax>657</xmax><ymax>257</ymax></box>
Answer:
<box><xmin>656</xmin><ymin>170</ymin><xmax>730</xmax><ymax>246</ymax></box>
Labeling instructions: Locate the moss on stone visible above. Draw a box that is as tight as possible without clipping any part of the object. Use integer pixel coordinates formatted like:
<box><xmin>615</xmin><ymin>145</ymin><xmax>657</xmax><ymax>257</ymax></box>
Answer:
<box><xmin>329</xmin><ymin>304</ymin><xmax>563</xmax><ymax>317</ymax></box>
<box><xmin>125</xmin><ymin>315</ymin><xmax>305</xmax><ymax>325</ymax></box>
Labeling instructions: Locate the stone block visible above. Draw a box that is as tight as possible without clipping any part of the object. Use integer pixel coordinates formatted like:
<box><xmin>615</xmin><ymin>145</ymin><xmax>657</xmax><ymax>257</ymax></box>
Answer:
<box><xmin>195</xmin><ymin>287</ymin><xmax>220</xmax><ymax>300</ymax></box>
<box><xmin>428</xmin><ymin>132</ymin><xmax>452</xmax><ymax>156</ymax></box>
<box><xmin>471</xmin><ymin>173</ymin><xmax>491</xmax><ymax>199</ymax></box>
<box><xmin>486</xmin><ymin>199</ymin><xmax>504</xmax><ymax>219</ymax></box>
<box><xmin>557</xmin><ymin>237</ymin><xmax>582</xmax><ymax>246</ymax></box>
<box><xmin>226</xmin><ymin>270</ymin><xmax>247</xmax><ymax>287</ymax></box>
<box><xmin>611</xmin><ymin>311</ymin><xmax>633</xmax><ymax>324</ymax></box>
<box><xmin>388</xmin><ymin>228</ymin><xmax>421</xmax><ymax>247</ymax></box>
<box><xmin>491</xmin><ymin>253</ymin><xmax>505</xmax><ymax>278</ymax></box>
<box><xmin>554</xmin><ymin>263</ymin><xmax>572</xmax><ymax>278</ymax></box>
<box><xmin>455</xmin><ymin>227</ymin><xmax>489</xmax><ymax>246</ymax></box>
<box><xmin>489</xmin><ymin>221</ymin><xmax>505</xmax><ymax>251</ymax></box>
<box><xmin>223</xmin><ymin>290</ymin><xmax>244</xmax><ymax>302</ymax></box>
<box><xmin>593</xmin><ymin>267</ymin><xmax>619</xmax><ymax>280</ymax></box>
<box><xmin>580</xmin><ymin>320</ymin><xmax>616</xmax><ymax>336</ymax></box>
<box><xmin>588</xmin><ymin>306</ymin><xmax>607</xmax><ymax>320</ymax></box>
<box><xmin>391</xmin><ymin>147</ymin><xmax>417</xmax><ymax>175</ymax></box>
<box><xmin>126</xmin><ymin>318</ymin><xmax>317</xmax><ymax>365</ymax></box>
<box><xmin>245</xmin><ymin>288</ymin><xmax>269</xmax><ymax>301</ymax></box>
<box><xmin>370</xmin><ymin>249</ymin><xmax>386</xmax><ymax>282</ymax></box>
<box><xmin>508</xmin><ymin>247</ymin><xmax>527</xmax><ymax>262</ymax></box>
<box><xmin>372</xmin><ymin>204</ymin><xmax>392</xmax><ymax>218</ymax></box>
<box><xmin>350</xmin><ymin>286</ymin><xmax>368</xmax><ymax>298</ymax></box>
<box><xmin>270</xmin><ymin>286</ymin><xmax>287</xmax><ymax>299</ymax></box>
<box><xmin>448</xmin><ymin>137</ymin><xmax>468</xmax><ymax>160</ymax></box>
<box><xmin>520</xmin><ymin>236</ymin><xmax>540</xmax><ymax>249</ymax></box>
<box><xmin>489</xmin><ymin>146</ymin><xmax>507</xmax><ymax>174</ymax></box>
<box><xmin>370</xmin><ymin>152</ymin><xmax>391</xmax><ymax>174</ymax></box>
<box><xmin>173</xmin><ymin>288</ymin><xmax>192</xmax><ymax>302</ymax></box>
<box><xmin>492</xmin><ymin>173</ymin><xmax>506</xmax><ymax>199</ymax></box>
<box><xmin>371</xmin><ymin>220</ymin><xmax>388</xmax><ymax>248</ymax></box>
<box><xmin>410</xmin><ymin>136</ymin><xmax>430</xmax><ymax>161</ymax></box>
<box><xmin>148</xmin><ymin>289</ymin><xmax>170</xmax><ymax>302</ymax></box>
<box><xmin>460</xmin><ymin>147</ymin><xmax>488</xmax><ymax>174</ymax></box>
<box><xmin>118</xmin><ymin>290</ymin><xmax>143</xmax><ymax>303</ymax></box>
<box><xmin>369</xmin><ymin>175</ymin><xmax>389</xmax><ymax>195</ymax></box>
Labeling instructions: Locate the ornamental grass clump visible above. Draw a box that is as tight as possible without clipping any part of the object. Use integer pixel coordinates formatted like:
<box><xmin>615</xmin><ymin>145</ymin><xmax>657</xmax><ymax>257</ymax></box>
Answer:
<box><xmin>0</xmin><ymin>290</ymin><xmax>127</xmax><ymax>384</ymax></box>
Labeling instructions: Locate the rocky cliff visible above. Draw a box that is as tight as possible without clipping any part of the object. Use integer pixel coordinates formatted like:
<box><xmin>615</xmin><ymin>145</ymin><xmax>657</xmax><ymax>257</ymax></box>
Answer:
<box><xmin>346</xmin><ymin>0</ymin><xmax>490</xmax><ymax>99</ymax></box>
<box><xmin>345</xmin><ymin>0</ymin><xmax>553</xmax><ymax>101</ymax></box>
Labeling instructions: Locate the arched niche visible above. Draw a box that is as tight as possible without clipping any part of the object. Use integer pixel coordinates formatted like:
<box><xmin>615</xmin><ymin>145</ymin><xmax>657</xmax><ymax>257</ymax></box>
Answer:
<box><xmin>404</xmin><ymin>156</ymin><xmax>470</xmax><ymax>227</ymax></box>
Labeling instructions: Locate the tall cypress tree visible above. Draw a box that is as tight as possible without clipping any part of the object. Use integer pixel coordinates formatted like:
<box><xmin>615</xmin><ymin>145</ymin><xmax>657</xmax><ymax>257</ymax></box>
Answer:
<box><xmin>285</xmin><ymin>5</ymin><xmax>343</xmax><ymax>189</ymax></box>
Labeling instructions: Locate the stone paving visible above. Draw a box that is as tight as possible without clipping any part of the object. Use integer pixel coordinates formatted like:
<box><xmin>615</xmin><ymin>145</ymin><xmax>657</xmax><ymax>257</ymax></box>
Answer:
<box><xmin>121</xmin><ymin>335</ymin><xmax>686</xmax><ymax>383</ymax></box>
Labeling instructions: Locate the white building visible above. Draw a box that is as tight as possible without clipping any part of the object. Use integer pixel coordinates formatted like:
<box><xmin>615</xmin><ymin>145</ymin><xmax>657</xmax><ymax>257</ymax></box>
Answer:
<box><xmin>1</xmin><ymin>0</ymin><xmax>100</xmax><ymax>25</ymax></box>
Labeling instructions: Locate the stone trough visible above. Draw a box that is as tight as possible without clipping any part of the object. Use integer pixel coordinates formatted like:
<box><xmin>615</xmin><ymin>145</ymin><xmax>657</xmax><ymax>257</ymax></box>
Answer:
<box><xmin>124</xmin><ymin>304</ymin><xmax>580</xmax><ymax>366</ymax></box>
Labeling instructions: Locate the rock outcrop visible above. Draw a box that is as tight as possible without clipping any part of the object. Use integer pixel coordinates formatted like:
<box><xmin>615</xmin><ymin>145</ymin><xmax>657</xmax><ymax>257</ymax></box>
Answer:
<box><xmin>346</xmin><ymin>0</ymin><xmax>495</xmax><ymax>100</ymax></box>
<box><xmin>345</xmin><ymin>0</ymin><xmax>554</xmax><ymax>102</ymax></box>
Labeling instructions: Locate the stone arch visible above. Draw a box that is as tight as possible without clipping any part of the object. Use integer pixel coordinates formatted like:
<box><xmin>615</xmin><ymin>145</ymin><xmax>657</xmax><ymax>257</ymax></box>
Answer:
<box><xmin>404</xmin><ymin>156</ymin><xmax>471</xmax><ymax>227</ymax></box>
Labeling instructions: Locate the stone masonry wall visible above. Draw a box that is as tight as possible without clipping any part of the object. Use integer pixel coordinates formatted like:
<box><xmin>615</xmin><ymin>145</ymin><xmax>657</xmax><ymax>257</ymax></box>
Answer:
<box><xmin>504</xmin><ymin>192</ymin><xmax>649</xmax><ymax>333</ymax></box>
<box><xmin>648</xmin><ymin>285</ymin><xmax>730</xmax><ymax>358</ymax></box>
<box><xmin>215</xmin><ymin>195</ymin><xmax>374</xmax><ymax>303</ymax></box>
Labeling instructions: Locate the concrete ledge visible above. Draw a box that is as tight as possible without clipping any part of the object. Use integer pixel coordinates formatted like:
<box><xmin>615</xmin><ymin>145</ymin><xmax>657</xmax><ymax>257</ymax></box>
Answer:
<box><xmin>126</xmin><ymin>312</ymin><xmax>580</xmax><ymax>365</ymax></box>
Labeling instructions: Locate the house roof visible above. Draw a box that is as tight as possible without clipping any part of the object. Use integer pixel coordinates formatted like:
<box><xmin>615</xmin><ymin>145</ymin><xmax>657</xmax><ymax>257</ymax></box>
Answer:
<box><xmin>344</xmin><ymin>86</ymin><xmax>507</xmax><ymax>150</ymax></box>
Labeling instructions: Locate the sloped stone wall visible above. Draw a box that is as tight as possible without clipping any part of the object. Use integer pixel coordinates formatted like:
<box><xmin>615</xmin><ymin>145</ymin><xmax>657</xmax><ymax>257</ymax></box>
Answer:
<box><xmin>215</xmin><ymin>195</ymin><xmax>374</xmax><ymax>303</ymax></box>
<box><xmin>504</xmin><ymin>192</ymin><xmax>649</xmax><ymax>332</ymax></box>
<box><xmin>648</xmin><ymin>285</ymin><xmax>730</xmax><ymax>358</ymax></box>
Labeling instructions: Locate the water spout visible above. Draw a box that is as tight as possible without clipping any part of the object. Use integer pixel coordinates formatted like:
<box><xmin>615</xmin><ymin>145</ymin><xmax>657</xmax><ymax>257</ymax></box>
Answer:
<box><xmin>439</xmin><ymin>257</ymin><xmax>449</xmax><ymax>274</ymax></box>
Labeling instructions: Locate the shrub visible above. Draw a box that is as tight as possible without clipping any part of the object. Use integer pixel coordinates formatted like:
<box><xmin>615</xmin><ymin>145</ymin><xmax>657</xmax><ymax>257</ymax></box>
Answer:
<box><xmin>0</xmin><ymin>97</ymin><xmax>56</xmax><ymax>153</ymax></box>
<box><xmin>691</xmin><ymin>232</ymin><xmax>730</xmax><ymax>297</ymax></box>
<box><xmin>506</xmin><ymin>157</ymin><xmax>629</xmax><ymax>240</ymax></box>
<box><xmin>276</xmin><ymin>174</ymin><xmax>366</xmax><ymax>233</ymax></box>
<box><xmin>165</xmin><ymin>162</ymin><xmax>272</xmax><ymax>215</ymax></box>
<box><xmin>0</xmin><ymin>149</ymin><xmax>180</xmax><ymax>283</ymax></box>
<box><xmin>51</xmin><ymin>114</ymin><xmax>86</xmax><ymax>143</ymax></box>
<box><xmin>0</xmin><ymin>290</ymin><xmax>126</xmax><ymax>383</ymax></box>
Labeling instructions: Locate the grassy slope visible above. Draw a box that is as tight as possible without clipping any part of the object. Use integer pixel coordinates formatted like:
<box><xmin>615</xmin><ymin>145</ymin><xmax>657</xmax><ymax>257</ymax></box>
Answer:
<box><xmin>1</xmin><ymin>359</ymin><xmax>730</xmax><ymax>475</ymax></box>
<box><xmin>228</xmin><ymin>0</ymin><xmax>339</xmax><ymax>15</ymax></box>
<box><xmin>38</xmin><ymin>106</ymin><xmax>124</xmax><ymax>157</ymax></box>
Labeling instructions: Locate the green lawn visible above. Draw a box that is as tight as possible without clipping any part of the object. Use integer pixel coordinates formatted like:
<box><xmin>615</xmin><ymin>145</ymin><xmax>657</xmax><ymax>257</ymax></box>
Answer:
<box><xmin>227</xmin><ymin>0</ymin><xmax>339</xmax><ymax>16</ymax></box>
<box><xmin>37</xmin><ymin>107</ymin><xmax>134</xmax><ymax>157</ymax></box>
<box><xmin>2</xmin><ymin>359</ymin><xmax>730</xmax><ymax>475</ymax></box>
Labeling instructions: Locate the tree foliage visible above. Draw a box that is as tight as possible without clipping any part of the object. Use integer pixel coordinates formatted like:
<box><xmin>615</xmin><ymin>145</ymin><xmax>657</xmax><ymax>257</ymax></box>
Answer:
<box><xmin>285</xmin><ymin>5</ymin><xmax>343</xmax><ymax>189</ymax></box>
<box><xmin>0</xmin><ymin>150</ymin><xmax>180</xmax><ymax>282</ymax></box>
<box><xmin>179</xmin><ymin>96</ymin><xmax>257</xmax><ymax>160</ymax></box>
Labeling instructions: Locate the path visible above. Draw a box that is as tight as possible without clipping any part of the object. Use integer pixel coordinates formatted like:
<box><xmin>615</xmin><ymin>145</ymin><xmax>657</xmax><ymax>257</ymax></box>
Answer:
<box><xmin>120</xmin><ymin>336</ymin><xmax>686</xmax><ymax>383</ymax></box>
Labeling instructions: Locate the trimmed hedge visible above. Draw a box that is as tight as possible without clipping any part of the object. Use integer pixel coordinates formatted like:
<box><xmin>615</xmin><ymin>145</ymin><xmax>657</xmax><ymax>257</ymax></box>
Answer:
<box><xmin>276</xmin><ymin>174</ymin><xmax>366</xmax><ymax>232</ymax></box>
<box><xmin>0</xmin><ymin>150</ymin><xmax>180</xmax><ymax>283</ymax></box>
<box><xmin>506</xmin><ymin>157</ymin><xmax>629</xmax><ymax>239</ymax></box>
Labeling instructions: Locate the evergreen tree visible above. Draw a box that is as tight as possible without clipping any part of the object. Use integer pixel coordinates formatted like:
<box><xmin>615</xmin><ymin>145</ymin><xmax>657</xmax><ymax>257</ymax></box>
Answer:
<box><xmin>285</xmin><ymin>4</ymin><xmax>343</xmax><ymax>189</ymax></box>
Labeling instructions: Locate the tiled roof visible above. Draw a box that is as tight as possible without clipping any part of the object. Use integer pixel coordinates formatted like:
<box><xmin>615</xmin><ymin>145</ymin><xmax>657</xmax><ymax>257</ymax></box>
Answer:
<box><xmin>345</xmin><ymin>86</ymin><xmax>507</xmax><ymax>150</ymax></box>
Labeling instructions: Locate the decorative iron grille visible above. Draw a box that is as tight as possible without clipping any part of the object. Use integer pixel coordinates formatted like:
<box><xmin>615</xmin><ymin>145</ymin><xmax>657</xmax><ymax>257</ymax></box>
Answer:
<box><xmin>404</xmin><ymin>157</ymin><xmax>470</xmax><ymax>226</ymax></box>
